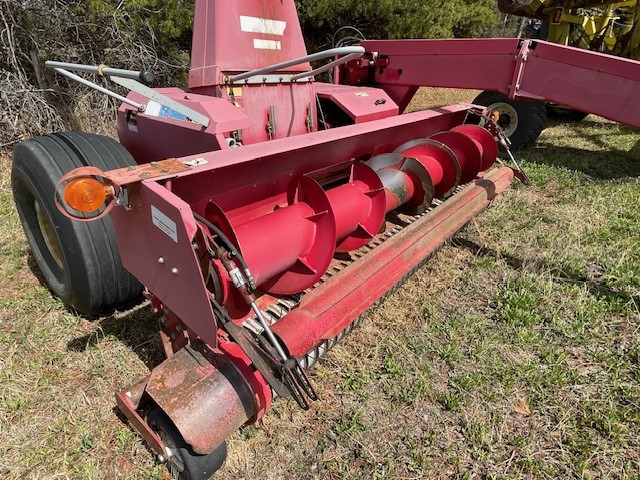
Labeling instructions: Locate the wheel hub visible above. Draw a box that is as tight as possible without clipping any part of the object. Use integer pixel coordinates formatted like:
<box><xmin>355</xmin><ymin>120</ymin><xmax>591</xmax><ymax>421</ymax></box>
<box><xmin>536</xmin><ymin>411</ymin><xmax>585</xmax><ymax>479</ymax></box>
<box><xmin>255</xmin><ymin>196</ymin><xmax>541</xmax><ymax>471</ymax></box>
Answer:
<box><xmin>487</xmin><ymin>101</ymin><xmax>519</xmax><ymax>137</ymax></box>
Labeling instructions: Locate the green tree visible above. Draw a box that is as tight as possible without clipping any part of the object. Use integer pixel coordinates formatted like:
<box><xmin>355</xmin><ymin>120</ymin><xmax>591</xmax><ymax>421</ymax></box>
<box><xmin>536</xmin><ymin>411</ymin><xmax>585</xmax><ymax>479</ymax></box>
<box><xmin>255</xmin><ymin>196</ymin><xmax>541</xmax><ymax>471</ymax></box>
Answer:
<box><xmin>85</xmin><ymin>0</ymin><xmax>194</xmax><ymax>52</ymax></box>
<box><xmin>297</xmin><ymin>0</ymin><xmax>500</xmax><ymax>50</ymax></box>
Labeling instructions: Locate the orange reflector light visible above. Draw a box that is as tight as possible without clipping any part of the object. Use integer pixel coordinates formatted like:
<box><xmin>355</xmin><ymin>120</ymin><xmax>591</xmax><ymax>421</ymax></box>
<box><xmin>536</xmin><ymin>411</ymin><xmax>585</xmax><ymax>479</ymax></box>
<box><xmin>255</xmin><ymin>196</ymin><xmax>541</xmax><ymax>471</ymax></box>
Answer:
<box><xmin>63</xmin><ymin>177</ymin><xmax>111</xmax><ymax>213</ymax></box>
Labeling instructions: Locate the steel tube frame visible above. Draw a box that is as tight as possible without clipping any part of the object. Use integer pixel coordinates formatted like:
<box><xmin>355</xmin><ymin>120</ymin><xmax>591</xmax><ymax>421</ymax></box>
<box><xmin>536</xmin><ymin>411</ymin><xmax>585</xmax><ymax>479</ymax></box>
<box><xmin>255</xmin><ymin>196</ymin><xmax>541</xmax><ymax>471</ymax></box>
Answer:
<box><xmin>228</xmin><ymin>46</ymin><xmax>365</xmax><ymax>83</ymax></box>
<box><xmin>45</xmin><ymin>60</ymin><xmax>153</xmax><ymax>82</ymax></box>
<box><xmin>51</xmin><ymin>67</ymin><xmax>144</xmax><ymax>111</ymax></box>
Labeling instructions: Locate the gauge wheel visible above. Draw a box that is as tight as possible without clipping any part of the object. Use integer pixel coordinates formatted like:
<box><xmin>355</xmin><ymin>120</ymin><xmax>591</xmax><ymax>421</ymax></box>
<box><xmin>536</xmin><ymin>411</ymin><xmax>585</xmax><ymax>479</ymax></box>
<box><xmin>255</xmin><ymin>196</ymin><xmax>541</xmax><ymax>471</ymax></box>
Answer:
<box><xmin>472</xmin><ymin>90</ymin><xmax>547</xmax><ymax>150</ymax></box>
<box><xmin>11</xmin><ymin>131</ymin><xmax>142</xmax><ymax>316</ymax></box>
<box><xmin>147</xmin><ymin>408</ymin><xmax>228</xmax><ymax>480</ymax></box>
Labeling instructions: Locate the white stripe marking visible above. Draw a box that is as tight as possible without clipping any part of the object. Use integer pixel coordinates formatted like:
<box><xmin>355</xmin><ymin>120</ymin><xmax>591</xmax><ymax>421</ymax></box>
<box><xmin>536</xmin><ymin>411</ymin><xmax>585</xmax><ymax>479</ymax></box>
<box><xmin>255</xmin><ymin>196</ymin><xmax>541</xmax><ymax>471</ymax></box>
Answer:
<box><xmin>253</xmin><ymin>39</ymin><xmax>282</xmax><ymax>50</ymax></box>
<box><xmin>240</xmin><ymin>16</ymin><xmax>287</xmax><ymax>36</ymax></box>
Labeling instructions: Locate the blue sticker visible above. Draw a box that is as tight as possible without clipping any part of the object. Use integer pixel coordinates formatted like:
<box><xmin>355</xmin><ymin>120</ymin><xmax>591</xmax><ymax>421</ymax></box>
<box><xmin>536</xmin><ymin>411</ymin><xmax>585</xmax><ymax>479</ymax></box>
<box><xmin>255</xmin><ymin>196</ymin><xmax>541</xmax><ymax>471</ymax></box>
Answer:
<box><xmin>159</xmin><ymin>105</ymin><xmax>187</xmax><ymax>122</ymax></box>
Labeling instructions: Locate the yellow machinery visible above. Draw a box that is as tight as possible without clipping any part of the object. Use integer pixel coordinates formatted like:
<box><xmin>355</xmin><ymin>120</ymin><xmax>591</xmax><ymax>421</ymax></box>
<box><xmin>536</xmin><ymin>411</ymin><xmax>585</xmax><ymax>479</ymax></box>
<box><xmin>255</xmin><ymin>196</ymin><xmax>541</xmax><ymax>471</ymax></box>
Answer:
<box><xmin>468</xmin><ymin>0</ymin><xmax>640</xmax><ymax>148</ymax></box>
<box><xmin>499</xmin><ymin>0</ymin><xmax>640</xmax><ymax>59</ymax></box>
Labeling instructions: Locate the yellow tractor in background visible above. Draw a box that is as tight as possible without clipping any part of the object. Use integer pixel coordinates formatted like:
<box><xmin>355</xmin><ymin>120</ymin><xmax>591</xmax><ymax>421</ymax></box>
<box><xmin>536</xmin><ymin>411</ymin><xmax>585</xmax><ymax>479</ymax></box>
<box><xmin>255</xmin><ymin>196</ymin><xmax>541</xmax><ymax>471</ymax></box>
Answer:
<box><xmin>472</xmin><ymin>0</ymin><xmax>640</xmax><ymax>148</ymax></box>
<box><xmin>500</xmin><ymin>0</ymin><xmax>640</xmax><ymax>58</ymax></box>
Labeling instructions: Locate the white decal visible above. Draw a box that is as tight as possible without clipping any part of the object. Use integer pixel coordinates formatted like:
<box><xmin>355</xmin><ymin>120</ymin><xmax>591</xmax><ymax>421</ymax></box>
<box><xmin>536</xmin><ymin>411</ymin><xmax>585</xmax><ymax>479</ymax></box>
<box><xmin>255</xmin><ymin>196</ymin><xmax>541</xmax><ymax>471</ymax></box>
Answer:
<box><xmin>151</xmin><ymin>205</ymin><xmax>178</xmax><ymax>243</ymax></box>
<box><xmin>240</xmin><ymin>16</ymin><xmax>287</xmax><ymax>36</ymax></box>
<box><xmin>145</xmin><ymin>100</ymin><xmax>162</xmax><ymax>117</ymax></box>
<box><xmin>253</xmin><ymin>39</ymin><xmax>282</xmax><ymax>50</ymax></box>
<box><xmin>183</xmin><ymin>157</ymin><xmax>208</xmax><ymax>167</ymax></box>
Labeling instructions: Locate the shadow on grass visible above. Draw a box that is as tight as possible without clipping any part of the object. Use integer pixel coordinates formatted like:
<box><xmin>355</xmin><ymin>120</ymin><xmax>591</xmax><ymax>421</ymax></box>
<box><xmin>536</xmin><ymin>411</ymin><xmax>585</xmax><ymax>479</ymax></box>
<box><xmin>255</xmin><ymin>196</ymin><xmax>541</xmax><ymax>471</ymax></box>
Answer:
<box><xmin>525</xmin><ymin>120</ymin><xmax>640</xmax><ymax>180</ymax></box>
<box><xmin>454</xmin><ymin>237</ymin><xmax>639</xmax><ymax>308</ymax></box>
<box><xmin>66</xmin><ymin>307</ymin><xmax>165</xmax><ymax>370</ymax></box>
<box><xmin>25</xmin><ymin>252</ymin><xmax>164</xmax><ymax>369</ymax></box>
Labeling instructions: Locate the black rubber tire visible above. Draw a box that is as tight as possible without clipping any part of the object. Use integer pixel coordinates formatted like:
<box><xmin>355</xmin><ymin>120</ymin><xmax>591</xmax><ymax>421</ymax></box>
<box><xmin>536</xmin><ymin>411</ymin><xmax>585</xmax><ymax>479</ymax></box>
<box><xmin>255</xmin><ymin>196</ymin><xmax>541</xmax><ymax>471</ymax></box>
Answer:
<box><xmin>546</xmin><ymin>104</ymin><xmax>589</xmax><ymax>121</ymax></box>
<box><xmin>11</xmin><ymin>131</ymin><xmax>142</xmax><ymax>317</ymax></box>
<box><xmin>472</xmin><ymin>90</ymin><xmax>547</xmax><ymax>150</ymax></box>
<box><xmin>147</xmin><ymin>408</ymin><xmax>228</xmax><ymax>480</ymax></box>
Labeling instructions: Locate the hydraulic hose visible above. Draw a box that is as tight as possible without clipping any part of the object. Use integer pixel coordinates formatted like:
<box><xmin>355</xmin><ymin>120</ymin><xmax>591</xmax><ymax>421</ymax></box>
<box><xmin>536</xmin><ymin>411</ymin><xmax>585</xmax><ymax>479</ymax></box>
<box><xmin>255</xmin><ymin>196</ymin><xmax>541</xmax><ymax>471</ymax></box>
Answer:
<box><xmin>193</xmin><ymin>212</ymin><xmax>256</xmax><ymax>291</ymax></box>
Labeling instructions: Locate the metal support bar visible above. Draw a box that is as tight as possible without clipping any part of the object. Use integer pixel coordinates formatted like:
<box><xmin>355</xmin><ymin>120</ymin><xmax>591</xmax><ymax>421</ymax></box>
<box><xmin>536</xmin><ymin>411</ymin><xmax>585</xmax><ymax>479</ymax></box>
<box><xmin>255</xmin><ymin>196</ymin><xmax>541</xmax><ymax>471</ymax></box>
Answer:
<box><xmin>52</xmin><ymin>67</ymin><xmax>145</xmax><ymax>111</ymax></box>
<box><xmin>46</xmin><ymin>60</ymin><xmax>211</xmax><ymax>128</ymax></box>
<box><xmin>507</xmin><ymin>39</ymin><xmax>530</xmax><ymax>99</ymax></box>
<box><xmin>228</xmin><ymin>46</ymin><xmax>365</xmax><ymax>83</ymax></box>
<box><xmin>45</xmin><ymin>60</ymin><xmax>154</xmax><ymax>83</ymax></box>
<box><xmin>291</xmin><ymin>52</ymin><xmax>364</xmax><ymax>81</ymax></box>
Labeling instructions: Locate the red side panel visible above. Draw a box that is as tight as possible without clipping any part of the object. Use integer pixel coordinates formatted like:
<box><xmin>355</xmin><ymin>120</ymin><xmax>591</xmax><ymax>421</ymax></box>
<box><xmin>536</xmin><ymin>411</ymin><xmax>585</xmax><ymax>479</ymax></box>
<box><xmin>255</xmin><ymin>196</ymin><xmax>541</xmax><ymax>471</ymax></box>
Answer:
<box><xmin>315</xmin><ymin>83</ymin><xmax>399</xmax><ymax>123</ymax></box>
<box><xmin>116</xmin><ymin>88</ymin><xmax>250</xmax><ymax>163</ymax></box>
<box><xmin>110</xmin><ymin>182</ymin><xmax>218</xmax><ymax>347</ymax></box>
<box><xmin>516</xmin><ymin>41</ymin><xmax>640</xmax><ymax>128</ymax></box>
<box><xmin>363</xmin><ymin>38</ymin><xmax>520</xmax><ymax>94</ymax></box>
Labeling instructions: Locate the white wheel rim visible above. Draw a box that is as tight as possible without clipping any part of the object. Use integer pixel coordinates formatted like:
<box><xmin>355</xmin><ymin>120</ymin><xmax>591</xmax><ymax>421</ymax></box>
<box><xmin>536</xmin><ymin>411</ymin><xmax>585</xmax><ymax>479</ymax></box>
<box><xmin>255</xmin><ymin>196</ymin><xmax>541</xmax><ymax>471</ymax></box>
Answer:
<box><xmin>487</xmin><ymin>101</ymin><xmax>519</xmax><ymax>137</ymax></box>
<box><xmin>35</xmin><ymin>200</ymin><xmax>64</xmax><ymax>269</ymax></box>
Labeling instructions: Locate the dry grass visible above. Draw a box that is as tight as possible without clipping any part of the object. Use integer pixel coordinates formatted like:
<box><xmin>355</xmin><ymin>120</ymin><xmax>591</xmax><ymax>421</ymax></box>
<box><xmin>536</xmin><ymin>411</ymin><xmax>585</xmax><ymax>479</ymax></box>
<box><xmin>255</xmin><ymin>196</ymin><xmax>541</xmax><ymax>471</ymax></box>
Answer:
<box><xmin>1</xmin><ymin>88</ymin><xmax>639</xmax><ymax>479</ymax></box>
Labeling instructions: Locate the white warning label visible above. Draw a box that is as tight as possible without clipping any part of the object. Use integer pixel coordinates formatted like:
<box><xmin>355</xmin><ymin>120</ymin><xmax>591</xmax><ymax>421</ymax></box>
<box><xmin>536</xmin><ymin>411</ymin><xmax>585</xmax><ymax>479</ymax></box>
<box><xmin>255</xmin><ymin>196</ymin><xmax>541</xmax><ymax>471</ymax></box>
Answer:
<box><xmin>151</xmin><ymin>205</ymin><xmax>178</xmax><ymax>243</ymax></box>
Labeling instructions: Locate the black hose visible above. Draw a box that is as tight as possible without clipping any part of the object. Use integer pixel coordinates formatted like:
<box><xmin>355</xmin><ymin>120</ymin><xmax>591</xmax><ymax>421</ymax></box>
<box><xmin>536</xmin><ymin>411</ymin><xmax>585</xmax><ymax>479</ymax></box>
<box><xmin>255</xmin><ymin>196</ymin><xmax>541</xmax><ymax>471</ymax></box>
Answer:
<box><xmin>192</xmin><ymin>212</ymin><xmax>255</xmax><ymax>289</ymax></box>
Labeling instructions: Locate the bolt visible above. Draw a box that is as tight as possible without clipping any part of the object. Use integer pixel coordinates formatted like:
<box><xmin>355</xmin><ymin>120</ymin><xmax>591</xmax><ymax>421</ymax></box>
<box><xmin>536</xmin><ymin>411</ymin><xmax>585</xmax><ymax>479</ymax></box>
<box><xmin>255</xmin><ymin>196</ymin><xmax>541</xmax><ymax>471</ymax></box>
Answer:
<box><xmin>158</xmin><ymin>257</ymin><xmax>165</xmax><ymax>264</ymax></box>
<box><xmin>171</xmin><ymin>267</ymin><xmax>179</xmax><ymax>275</ymax></box>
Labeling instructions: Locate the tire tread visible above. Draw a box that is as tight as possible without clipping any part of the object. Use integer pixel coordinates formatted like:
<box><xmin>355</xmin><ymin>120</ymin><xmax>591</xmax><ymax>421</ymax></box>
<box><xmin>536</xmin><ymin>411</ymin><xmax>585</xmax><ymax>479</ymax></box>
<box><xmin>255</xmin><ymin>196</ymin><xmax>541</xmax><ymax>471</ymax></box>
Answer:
<box><xmin>11</xmin><ymin>131</ymin><xmax>142</xmax><ymax>316</ymax></box>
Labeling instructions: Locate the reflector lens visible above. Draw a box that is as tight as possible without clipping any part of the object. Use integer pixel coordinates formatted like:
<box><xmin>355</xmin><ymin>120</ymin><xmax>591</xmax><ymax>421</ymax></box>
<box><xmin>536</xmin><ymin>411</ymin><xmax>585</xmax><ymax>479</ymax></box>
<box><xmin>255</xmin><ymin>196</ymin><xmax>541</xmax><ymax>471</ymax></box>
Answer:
<box><xmin>63</xmin><ymin>177</ymin><xmax>110</xmax><ymax>212</ymax></box>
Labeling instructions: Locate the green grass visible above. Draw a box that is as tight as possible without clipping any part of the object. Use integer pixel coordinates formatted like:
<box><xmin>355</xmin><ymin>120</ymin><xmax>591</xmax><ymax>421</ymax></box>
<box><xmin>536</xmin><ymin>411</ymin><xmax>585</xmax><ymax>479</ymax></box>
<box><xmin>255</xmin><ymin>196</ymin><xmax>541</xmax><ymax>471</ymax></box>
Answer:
<box><xmin>0</xmin><ymin>91</ymin><xmax>639</xmax><ymax>479</ymax></box>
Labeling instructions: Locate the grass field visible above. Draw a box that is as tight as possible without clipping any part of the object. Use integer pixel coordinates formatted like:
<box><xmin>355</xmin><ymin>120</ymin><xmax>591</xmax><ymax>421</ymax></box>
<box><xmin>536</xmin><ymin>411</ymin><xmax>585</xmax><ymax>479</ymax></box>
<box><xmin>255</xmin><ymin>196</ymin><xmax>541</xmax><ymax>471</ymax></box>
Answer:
<box><xmin>0</xmin><ymin>89</ymin><xmax>639</xmax><ymax>480</ymax></box>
